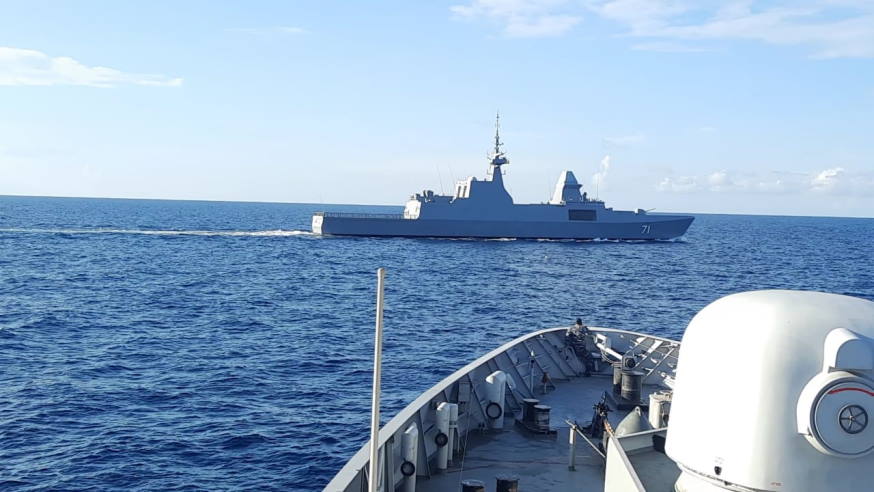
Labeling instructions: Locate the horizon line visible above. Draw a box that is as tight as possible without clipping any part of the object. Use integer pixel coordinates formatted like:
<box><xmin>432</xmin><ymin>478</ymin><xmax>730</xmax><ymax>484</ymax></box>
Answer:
<box><xmin>1</xmin><ymin>193</ymin><xmax>872</xmax><ymax>220</ymax></box>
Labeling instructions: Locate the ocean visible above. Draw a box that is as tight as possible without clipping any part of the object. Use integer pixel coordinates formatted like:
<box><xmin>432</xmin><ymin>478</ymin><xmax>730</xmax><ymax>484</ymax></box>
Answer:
<box><xmin>1</xmin><ymin>195</ymin><xmax>872</xmax><ymax>491</ymax></box>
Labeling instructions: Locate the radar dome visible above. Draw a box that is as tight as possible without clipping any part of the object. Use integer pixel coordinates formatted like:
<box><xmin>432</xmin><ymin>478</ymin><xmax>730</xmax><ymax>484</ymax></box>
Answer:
<box><xmin>666</xmin><ymin>290</ymin><xmax>874</xmax><ymax>492</ymax></box>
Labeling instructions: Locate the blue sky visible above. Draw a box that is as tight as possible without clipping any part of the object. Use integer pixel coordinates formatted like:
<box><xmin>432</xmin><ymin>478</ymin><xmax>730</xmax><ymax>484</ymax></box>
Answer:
<box><xmin>1</xmin><ymin>1</ymin><xmax>873</xmax><ymax>216</ymax></box>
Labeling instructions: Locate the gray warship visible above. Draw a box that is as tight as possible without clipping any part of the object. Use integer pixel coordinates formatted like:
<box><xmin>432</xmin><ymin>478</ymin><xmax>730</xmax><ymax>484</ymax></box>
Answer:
<box><xmin>312</xmin><ymin>118</ymin><xmax>693</xmax><ymax>240</ymax></box>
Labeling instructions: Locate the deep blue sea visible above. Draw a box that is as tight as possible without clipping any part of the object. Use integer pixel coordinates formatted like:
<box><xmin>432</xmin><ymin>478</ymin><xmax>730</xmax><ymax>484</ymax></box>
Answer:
<box><xmin>1</xmin><ymin>195</ymin><xmax>872</xmax><ymax>491</ymax></box>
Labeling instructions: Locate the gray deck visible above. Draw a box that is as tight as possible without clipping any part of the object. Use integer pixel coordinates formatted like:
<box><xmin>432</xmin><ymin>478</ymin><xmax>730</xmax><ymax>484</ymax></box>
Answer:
<box><xmin>417</xmin><ymin>375</ymin><xmax>672</xmax><ymax>491</ymax></box>
<box><xmin>323</xmin><ymin>328</ymin><xmax>682</xmax><ymax>492</ymax></box>
<box><xmin>628</xmin><ymin>450</ymin><xmax>680</xmax><ymax>492</ymax></box>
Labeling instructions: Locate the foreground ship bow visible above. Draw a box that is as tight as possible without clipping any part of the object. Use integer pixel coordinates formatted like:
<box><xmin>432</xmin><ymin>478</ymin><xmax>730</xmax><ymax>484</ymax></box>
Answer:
<box><xmin>325</xmin><ymin>290</ymin><xmax>874</xmax><ymax>492</ymax></box>
<box><xmin>312</xmin><ymin>119</ymin><xmax>693</xmax><ymax>240</ymax></box>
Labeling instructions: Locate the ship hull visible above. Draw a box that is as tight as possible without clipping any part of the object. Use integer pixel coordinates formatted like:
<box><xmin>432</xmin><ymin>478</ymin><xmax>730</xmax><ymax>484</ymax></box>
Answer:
<box><xmin>312</xmin><ymin>214</ymin><xmax>693</xmax><ymax>240</ymax></box>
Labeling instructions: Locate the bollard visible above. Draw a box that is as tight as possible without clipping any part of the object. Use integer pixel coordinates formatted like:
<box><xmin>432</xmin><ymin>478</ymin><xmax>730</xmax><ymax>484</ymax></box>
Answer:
<box><xmin>522</xmin><ymin>398</ymin><xmax>539</xmax><ymax>423</ymax></box>
<box><xmin>620</xmin><ymin>370</ymin><xmax>644</xmax><ymax>403</ymax></box>
<box><xmin>496</xmin><ymin>475</ymin><xmax>519</xmax><ymax>492</ymax></box>
<box><xmin>532</xmin><ymin>404</ymin><xmax>551</xmax><ymax>432</ymax></box>
<box><xmin>612</xmin><ymin>362</ymin><xmax>623</xmax><ymax>395</ymax></box>
<box><xmin>461</xmin><ymin>479</ymin><xmax>485</xmax><ymax>492</ymax></box>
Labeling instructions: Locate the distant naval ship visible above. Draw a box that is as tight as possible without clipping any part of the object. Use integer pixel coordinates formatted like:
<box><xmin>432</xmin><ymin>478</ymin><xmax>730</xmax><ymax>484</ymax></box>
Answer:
<box><xmin>312</xmin><ymin>117</ymin><xmax>693</xmax><ymax>240</ymax></box>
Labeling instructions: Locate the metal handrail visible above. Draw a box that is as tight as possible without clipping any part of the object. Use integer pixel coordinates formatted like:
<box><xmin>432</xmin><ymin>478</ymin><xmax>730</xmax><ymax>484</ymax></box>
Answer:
<box><xmin>319</xmin><ymin>212</ymin><xmax>405</xmax><ymax>219</ymax></box>
<box><xmin>603</xmin><ymin>424</ymin><xmax>646</xmax><ymax>491</ymax></box>
<box><xmin>566</xmin><ymin>419</ymin><xmax>606</xmax><ymax>464</ymax></box>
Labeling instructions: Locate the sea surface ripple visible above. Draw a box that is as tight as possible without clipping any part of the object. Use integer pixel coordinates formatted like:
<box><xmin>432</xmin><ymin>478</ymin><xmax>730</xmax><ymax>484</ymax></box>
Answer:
<box><xmin>1</xmin><ymin>196</ymin><xmax>872</xmax><ymax>490</ymax></box>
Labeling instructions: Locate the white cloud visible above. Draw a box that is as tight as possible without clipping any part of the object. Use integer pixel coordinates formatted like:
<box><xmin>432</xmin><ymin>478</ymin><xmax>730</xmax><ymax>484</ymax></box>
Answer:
<box><xmin>631</xmin><ymin>41</ymin><xmax>710</xmax><ymax>52</ymax></box>
<box><xmin>591</xmin><ymin>0</ymin><xmax>874</xmax><ymax>58</ymax></box>
<box><xmin>706</xmin><ymin>169</ymin><xmax>733</xmax><ymax>190</ymax></box>
<box><xmin>592</xmin><ymin>0</ymin><xmax>689</xmax><ymax>35</ymax></box>
<box><xmin>451</xmin><ymin>1</ymin><xmax>874</xmax><ymax>58</ymax></box>
<box><xmin>810</xmin><ymin>166</ymin><xmax>845</xmax><ymax>192</ymax></box>
<box><xmin>451</xmin><ymin>0</ymin><xmax>569</xmax><ymax>19</ymax></box>
<box><xmin>657</xmin><ymin>175</ymin><xmax>698</xmax><ymax>192</ymax></box>
<box><xmin>226</xmin><ymin>26</ymin><xmax>307</xmax><ymax>36</ymax></box>
<box><xmin>700</xmin><ymin>170</ymin><xmax>787</xmax><ymax>192</ymax></box>
<box><xmin>658</xmin><ymin>167</ymin><xmax>874</xmax><ymax>195</ymax></box>
<box><xmin>592</xmin><ymin>154</ymin><xmax>611</xmax><ymax>193</ymax></box>
<box><xmin>504</xmin><ymin>14</ymin><xmax>582</xmax><ymax>37</ymax></box>
<box><xmin>450</xmin><ymin>0</ymin><xmax>582</xmax><ymax>37</ymax></box>
<box><xmin>0</xmin><ymin>47</ymin><xmax>182</xmax><ymax>88</ymax></box>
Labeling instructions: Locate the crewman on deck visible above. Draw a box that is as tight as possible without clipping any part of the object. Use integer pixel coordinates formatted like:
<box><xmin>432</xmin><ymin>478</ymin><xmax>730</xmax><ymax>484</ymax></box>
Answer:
<box><xmin>567</xmin><ymin>318</ymin><xmax>593</xmax><ymax>376</ymax></box>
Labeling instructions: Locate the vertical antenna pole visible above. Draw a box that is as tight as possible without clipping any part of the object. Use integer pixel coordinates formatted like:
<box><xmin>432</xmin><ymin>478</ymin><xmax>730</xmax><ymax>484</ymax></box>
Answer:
<box><xmin>494</xmin><ymin>111</ymin><xmax>501</xmax><ymax>155</ymax></box>
<box><xmin>368</xmin><ymin>268</ymin><xmax>386</xmax><ymax>492</ymax></box>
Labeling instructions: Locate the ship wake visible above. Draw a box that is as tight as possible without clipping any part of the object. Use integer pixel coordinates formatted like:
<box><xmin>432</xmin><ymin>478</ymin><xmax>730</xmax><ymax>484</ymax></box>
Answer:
<box><xmin>0</xmin><ymin>228</ymin><xmax>316</xmax><ymax>237</ymax></box>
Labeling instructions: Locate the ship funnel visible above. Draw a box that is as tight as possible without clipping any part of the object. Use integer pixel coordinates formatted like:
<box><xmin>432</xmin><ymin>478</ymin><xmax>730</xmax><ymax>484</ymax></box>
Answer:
<box><xmin>666</xmin><ymin>290</ymin><xmax>874</xmax><ymax>492</ymax></box>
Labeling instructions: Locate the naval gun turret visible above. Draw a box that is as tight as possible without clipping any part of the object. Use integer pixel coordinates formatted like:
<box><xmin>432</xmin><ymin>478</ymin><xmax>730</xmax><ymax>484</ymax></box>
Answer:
<box><xmin>666</xmin><ymin>290</ymin><xmax>874</xmax><ymax>492</ymax></box>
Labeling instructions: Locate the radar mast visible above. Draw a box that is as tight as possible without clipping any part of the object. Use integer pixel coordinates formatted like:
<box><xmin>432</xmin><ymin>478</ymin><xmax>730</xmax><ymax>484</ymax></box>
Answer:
<box><xmin>488</xmin><ymin>112</ymin><xmax>509</xmax><ymax>174</ymax></box>
<box><xmin>494</xmin><ymin>112</ymin><xmax>502</xmax><ymax>156</ymax></box>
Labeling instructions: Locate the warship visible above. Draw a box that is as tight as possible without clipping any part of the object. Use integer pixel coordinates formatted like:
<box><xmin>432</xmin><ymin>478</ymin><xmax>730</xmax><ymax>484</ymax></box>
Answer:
<box><xmin>312</xmin><ymin>117</ymin><xmax>693</xmax><ymax>240</ymax></box>
<box><xmin>324</xmin><ymin>276</ymin><xmax>874</xmax><ymax>491</ymax></box>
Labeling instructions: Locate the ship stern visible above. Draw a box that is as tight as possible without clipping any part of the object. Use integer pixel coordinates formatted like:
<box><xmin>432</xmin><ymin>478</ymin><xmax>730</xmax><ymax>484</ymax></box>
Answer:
<box><xmin>311</xmin><ymin>212</ymin><xmax>324</xmax><ymax>234</ymax></box>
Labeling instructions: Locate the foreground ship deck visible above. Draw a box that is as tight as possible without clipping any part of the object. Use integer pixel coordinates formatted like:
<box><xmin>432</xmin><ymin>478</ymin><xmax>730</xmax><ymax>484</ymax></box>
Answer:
<box><xmin>324</xmin><ymin>326</ymin><xmax>680</xmax><ymax>491</ymax></box>
<box><xmin>313</xmin><ymin>116</ymin><xmax>693</xmax><ymax>240</ymax></box>
<box><xmin>415</xmin><ymin>377</ymin><xmax>679</xmax><ymax>492</ymax></box>
<box><xmin>325</xmin><ymin>290</ymin><xmax>874</xmax><ymax>492</ymax></box>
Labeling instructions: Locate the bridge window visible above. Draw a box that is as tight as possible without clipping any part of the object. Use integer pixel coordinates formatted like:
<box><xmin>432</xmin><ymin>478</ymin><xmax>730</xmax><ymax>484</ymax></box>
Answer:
<box><xmin>568</xmin><ymin>210</ymin><xmax>596</xmax><ymax>221</ymax></box>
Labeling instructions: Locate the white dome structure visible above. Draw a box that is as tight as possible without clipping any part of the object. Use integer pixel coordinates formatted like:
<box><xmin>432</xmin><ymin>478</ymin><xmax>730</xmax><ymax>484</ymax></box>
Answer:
<box><xmin>666</xmin><ymin>290</ymin><xmax>874</xmax><ymax>492</ymax></box>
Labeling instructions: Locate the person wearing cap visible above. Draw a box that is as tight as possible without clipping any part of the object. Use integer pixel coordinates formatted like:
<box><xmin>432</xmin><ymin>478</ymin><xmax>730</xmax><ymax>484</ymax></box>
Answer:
<box><xmin>567</xmin><ymin>318</ymin><xmax>593</xmax><ymax>376</ymax></box>
<box><xmin>567</xmin><ymin>318</ymin><xmax>590</xmax><ymax>337</ymax></box>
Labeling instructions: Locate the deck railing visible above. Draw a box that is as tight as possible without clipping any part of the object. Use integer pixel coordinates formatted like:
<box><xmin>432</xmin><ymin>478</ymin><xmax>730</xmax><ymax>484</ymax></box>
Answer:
<box><xmin>604</xmin><ymin>431</ymin><xmax>647</xmax><ymax>491</ymax></box>
<box><xmin>315</xmin><ymin>212</ymin><xmax>405</xmax><ymax>220</ymax></box>
<box><xmin>323</xmin><ymin>327</ymin><xmax>679</xmax><ymax>492</ymax></box>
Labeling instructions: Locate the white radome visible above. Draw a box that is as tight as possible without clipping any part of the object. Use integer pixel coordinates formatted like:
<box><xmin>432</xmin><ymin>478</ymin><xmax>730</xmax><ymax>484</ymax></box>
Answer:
<box><xmin>666</xmin><ymin>290</ymin><xmax>874</xmax><ymax>492</ymax></box>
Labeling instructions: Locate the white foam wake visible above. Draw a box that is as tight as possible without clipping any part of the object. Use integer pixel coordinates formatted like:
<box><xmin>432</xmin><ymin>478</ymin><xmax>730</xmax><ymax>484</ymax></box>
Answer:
<box><xmin>0</xmin><ymin>228</ymin><xmax>315</xmax><ymax>237</ymax></box>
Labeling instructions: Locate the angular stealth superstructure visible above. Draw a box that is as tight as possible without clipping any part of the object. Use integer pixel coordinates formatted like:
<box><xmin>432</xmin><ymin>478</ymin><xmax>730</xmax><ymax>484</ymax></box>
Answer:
<box><xmin>312</xmin><ymin>117</ymin><xmax>693</xmax><ymax>240</ymax></box>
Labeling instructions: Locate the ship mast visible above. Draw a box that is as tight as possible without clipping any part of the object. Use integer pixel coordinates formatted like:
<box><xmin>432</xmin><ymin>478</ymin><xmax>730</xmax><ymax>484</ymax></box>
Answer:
<box><xmin>494</xmin><ymin>112</ymin><xmax>502</xmax><ymax>156</ymax></box>
<box><xmin>488</xmin><ymin>112</ymin><xmax>509</xmax><ymax>180</ymax></box>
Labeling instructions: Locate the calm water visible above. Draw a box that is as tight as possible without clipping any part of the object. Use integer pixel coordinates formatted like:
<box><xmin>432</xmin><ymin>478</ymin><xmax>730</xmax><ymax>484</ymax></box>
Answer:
<box><xmin>1</xmin><ymin>195</ymin><xmax>872</xmax><ymax>490</ymax></box>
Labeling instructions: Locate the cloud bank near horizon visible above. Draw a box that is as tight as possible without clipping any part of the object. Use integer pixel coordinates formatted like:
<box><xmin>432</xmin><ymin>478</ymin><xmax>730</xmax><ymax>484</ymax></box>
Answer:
<box><xmin>657</xmin><ymin>167</ymin><xmax>874</xmax><ymax>195</ymax></box>
<box><xmin>450</xmin><ymin>0</ymin><xmax>874</xmax><ymax>58</ymax></box>
<box><xmin>0</xmin><ymin>47</ymin><xmax>182</xmax><ymax>88</ymax></box>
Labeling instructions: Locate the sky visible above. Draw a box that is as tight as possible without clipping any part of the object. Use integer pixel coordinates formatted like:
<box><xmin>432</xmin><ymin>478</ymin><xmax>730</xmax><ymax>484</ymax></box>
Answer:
<box><xmin>1</xmin><ymin>0</ymin><xmax>873</xmax><ymax>217</ymax></box>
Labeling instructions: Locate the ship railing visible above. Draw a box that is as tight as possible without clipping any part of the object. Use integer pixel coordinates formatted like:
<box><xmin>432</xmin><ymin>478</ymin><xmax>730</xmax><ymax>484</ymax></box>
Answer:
<box><xmin>315</xmin><ymin>212</ymin><xmax>406</xmax><ymax>220</ymax></box>
<box><xmin>323</xmin><ymin>327</ymin><xmax>679</xmax><ymax>492</ymax></box>
<box><xmin>603</xmin><ymin>425</ymin><xmax>647</xmax><ymax>491</ymax></box>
